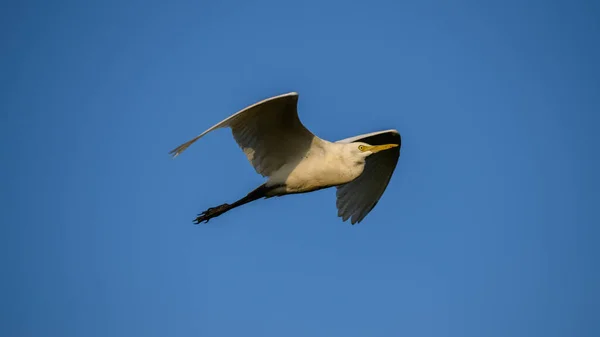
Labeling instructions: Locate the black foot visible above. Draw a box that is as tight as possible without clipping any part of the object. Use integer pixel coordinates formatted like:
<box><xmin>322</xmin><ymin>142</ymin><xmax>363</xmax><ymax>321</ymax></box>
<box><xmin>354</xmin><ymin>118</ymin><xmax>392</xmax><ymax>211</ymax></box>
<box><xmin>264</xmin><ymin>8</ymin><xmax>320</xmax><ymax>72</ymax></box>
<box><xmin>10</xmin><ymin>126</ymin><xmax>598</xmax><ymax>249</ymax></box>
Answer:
<box><xmin>193</xmin><ymin>204</ymin><xmax>231</xmax><ymax>224</ymax></box>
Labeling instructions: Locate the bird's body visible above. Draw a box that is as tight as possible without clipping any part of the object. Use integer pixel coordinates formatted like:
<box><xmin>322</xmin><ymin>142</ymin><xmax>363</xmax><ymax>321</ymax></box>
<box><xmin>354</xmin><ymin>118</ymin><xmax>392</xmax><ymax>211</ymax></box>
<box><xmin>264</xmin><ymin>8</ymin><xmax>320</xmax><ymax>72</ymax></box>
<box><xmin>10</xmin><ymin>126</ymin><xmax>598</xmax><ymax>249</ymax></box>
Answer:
<box><xmin>266</xmin><ymin>140</ymin><xmax>367</xmax><ymax>195</ymax></box>
<box><xmin>170</xmin><ymin>92</ymin><xmax>401</xmax><ymax>225</ymax></box>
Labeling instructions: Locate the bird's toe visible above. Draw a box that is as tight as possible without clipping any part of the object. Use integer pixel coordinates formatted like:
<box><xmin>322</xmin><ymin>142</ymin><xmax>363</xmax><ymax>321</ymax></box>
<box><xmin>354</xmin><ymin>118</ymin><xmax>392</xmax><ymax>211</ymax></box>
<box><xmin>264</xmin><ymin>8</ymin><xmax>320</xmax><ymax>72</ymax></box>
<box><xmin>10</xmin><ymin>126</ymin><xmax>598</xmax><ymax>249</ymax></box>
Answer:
<box><xmin>193</xmin><ymin>203</ymin><xmax>231</xmax><ymax>224</ymax></box>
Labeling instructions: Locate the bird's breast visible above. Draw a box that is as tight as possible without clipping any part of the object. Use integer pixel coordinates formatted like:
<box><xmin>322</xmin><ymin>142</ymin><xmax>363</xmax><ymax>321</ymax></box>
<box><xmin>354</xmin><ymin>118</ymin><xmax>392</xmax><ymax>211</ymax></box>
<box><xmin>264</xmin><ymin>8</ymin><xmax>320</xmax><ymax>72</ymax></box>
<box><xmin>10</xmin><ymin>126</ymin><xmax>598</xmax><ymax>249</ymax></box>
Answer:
<box><xmin>267</xmin><ymin>154</ymin><xmax>365</xmax><ymax>194</ymax></box>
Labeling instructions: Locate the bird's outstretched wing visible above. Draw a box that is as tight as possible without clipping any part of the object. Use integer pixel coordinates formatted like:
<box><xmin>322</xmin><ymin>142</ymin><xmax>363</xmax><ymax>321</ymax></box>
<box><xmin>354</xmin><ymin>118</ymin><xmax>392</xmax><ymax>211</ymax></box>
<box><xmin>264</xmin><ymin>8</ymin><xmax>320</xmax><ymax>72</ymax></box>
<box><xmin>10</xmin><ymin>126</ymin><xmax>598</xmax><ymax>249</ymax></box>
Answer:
<box><xmin>334</xmin><ymin>129</ymin><xmax>401</xmax><ymax>224</ymax></box>
<box><xmin>169</xmin><ymin>92</ymin><xmax>317</xmax><ymax>177</ymax></box>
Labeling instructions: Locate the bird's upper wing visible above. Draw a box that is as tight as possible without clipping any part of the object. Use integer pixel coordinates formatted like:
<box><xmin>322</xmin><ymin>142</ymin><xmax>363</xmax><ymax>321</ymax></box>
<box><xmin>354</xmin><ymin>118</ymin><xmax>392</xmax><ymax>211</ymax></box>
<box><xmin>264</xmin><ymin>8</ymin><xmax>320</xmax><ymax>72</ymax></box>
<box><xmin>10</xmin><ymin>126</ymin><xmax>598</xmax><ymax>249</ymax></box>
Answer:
<box><xmin>169</xmin><ymin>92</ymin><xmax>317</xmax><ymax>177</ymax></box>
<box><xmin>334</xmin><ymin>129</ymin><xmax>401</xmax><ymax>224</ymax></box>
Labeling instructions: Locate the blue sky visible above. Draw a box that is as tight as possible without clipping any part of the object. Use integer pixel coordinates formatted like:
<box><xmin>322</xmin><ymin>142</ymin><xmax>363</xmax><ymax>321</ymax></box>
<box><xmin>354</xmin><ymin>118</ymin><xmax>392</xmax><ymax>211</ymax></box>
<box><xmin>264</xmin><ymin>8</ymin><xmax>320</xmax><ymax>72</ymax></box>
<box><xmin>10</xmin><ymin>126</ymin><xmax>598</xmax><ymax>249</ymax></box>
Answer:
<box><xmin>2</xmin><ymin>0</ymin><xmax>599</xmax><ymax>336</ymax></box>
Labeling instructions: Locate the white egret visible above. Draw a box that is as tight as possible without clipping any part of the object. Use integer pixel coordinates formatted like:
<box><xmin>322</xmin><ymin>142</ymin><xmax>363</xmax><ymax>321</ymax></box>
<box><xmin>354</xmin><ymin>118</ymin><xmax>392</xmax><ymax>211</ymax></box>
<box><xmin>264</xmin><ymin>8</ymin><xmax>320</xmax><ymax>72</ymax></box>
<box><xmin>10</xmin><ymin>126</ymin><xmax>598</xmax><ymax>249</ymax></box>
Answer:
<box><xmin>170</xmin><ymin>92</ymin><xmax>401</xmax><ymax>225</ymax></box>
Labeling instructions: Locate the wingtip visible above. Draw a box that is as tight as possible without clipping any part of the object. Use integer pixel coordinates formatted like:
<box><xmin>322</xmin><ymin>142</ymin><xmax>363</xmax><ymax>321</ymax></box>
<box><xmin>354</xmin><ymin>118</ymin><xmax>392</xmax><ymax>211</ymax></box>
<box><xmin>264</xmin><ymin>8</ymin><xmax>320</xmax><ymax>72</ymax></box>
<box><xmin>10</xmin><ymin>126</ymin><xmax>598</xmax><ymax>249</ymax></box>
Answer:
<box><xmin>169</xmin><ymin>146</ymin><xmax>188</xmax><ymax>158</ymax></box>
<box><xmin>278</xmin><ymin>91</ymin><xmax>299</xmax><ymax>99</ymax></box>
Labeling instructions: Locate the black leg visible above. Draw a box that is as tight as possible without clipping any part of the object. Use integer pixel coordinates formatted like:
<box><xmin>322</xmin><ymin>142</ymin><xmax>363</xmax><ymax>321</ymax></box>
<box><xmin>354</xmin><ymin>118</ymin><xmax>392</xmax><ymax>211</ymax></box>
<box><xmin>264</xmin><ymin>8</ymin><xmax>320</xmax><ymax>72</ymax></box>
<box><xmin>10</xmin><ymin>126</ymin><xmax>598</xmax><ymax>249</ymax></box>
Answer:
<box><xmin>194</xmin><ymin>204</ymin><xmax>233</xmax><ymax>223</ymax></box>
<box><xmin>193</xmin><ymin>184</ymin><xmax>271</xmax><ymax>224</ymax></box>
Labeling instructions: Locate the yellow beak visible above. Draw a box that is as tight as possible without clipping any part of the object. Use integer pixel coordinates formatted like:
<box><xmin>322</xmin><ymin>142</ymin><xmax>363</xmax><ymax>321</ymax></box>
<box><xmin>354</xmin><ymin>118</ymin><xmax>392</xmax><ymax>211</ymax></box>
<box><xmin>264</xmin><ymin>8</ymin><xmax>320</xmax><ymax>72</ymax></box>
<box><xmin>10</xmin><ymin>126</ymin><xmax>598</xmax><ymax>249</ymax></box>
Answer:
<box><xmin>367</xmin><ymin>144</ymin><xmax>398</xmax><ymax>153</ymax></box>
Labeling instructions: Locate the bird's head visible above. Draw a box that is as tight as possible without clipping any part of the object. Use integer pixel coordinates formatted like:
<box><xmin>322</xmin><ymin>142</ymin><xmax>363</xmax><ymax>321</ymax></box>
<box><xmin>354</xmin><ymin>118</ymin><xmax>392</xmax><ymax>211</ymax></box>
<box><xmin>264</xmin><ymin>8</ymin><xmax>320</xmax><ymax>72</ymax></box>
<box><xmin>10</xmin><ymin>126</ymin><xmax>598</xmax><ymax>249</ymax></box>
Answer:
<box><xmin>350</xmin><ymin>142</ymin><xmax>399</xmax><ymax>158</ymax></box>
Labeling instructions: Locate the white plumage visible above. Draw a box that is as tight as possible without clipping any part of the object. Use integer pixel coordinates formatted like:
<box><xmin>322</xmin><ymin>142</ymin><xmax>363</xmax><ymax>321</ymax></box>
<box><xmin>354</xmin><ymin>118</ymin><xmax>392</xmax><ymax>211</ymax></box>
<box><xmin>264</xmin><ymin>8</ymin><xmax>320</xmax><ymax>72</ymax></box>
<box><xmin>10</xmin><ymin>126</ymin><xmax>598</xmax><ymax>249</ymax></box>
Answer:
<box><xmin>170</xmin><ymin>92</ymin><xmax>401</xmax><ymax>225</ymax></box>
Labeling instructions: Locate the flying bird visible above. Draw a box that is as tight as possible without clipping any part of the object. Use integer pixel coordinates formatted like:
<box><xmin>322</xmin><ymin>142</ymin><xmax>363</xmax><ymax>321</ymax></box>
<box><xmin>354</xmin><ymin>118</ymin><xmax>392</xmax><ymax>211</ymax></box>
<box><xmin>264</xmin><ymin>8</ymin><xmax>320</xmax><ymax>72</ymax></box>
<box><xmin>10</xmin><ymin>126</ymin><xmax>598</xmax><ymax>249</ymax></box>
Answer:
<box><xmin>169</xmin><ymin>92</ymin><xmax>401</xmax><ymax>225</ymax></box>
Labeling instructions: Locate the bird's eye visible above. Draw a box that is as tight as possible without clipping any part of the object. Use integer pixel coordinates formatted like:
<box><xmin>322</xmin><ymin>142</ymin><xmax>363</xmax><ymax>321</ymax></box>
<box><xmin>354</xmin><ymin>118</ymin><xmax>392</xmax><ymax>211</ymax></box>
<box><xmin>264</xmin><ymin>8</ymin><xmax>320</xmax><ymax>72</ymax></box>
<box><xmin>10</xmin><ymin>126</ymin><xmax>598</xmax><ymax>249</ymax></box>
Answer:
<box><xmin>358</xmin><ymin>145</ymin><xmax>365</xmax><ymax>151</ymax></box>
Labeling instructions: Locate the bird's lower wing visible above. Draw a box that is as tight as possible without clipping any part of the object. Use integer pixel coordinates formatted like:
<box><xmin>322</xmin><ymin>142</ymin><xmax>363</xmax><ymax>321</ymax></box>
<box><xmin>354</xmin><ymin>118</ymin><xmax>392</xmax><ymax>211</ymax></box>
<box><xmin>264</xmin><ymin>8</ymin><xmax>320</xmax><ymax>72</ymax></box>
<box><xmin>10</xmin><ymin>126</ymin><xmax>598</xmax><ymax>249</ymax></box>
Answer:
<box><xmin>335</xmin><ymin>130</ymin><xmax>401</xmax><ymax>224</ymax></box>
<box><xmin>169</xmin><ymin>92</ymin><xmax>318</xmax><ymax>177</ymax></box>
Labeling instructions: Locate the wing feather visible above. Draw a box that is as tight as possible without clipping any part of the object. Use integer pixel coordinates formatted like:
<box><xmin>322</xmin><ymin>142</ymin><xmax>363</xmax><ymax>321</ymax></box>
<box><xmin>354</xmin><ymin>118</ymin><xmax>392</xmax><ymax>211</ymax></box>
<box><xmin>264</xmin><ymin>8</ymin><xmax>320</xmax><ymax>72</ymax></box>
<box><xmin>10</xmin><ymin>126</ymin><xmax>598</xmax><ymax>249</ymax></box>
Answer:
<box><xmin>335</xmin><ymin>130</ymin><xmax>401</xmax><ymax>224</ymax></box>
<box><xmin>169</xmin><ymin>92</ymin><xmax>317</xmax><ymax>177</ymax></box>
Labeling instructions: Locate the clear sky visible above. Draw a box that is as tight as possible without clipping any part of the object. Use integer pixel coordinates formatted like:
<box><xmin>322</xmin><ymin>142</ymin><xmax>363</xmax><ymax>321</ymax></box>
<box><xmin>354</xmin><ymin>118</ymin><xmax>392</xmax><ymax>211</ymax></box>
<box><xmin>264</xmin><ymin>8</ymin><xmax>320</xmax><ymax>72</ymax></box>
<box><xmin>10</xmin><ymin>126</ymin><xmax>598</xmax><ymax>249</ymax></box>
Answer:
<box><xmin>2</xmin><ymin>0</ymin><xmax>599</xmax><ymax>336</ymax></box>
